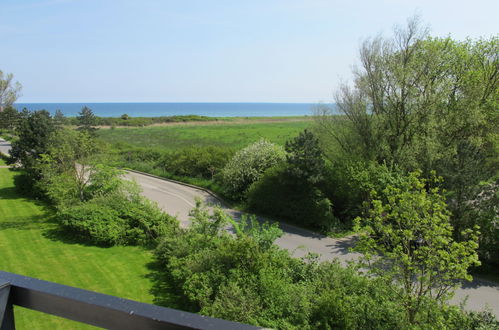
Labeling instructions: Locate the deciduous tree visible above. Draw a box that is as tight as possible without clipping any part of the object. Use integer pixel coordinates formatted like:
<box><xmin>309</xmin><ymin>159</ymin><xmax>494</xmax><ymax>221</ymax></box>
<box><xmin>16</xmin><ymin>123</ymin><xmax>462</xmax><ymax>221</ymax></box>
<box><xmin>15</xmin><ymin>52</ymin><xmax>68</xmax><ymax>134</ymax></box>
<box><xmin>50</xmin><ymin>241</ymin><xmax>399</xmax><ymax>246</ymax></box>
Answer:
<box><xmin>0</xmin><ymin>70</ymin><xmax>21</xmax><ymax>111</ymax></box>
<box><xmin>354</xmin><ymin>171</ymin><xmax>480</xmax><ymax>324</ymax></box>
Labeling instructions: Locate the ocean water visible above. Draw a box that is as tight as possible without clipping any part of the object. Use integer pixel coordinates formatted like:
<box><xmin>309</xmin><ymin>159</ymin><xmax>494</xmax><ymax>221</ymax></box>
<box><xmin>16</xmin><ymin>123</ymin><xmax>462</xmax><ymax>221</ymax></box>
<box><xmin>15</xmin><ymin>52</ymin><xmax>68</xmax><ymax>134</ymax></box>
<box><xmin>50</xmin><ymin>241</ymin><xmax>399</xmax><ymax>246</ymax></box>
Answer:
<box><xmin>13</xmin><ymin>102</ymin><xmax>326</xmax><ymax>118</ymax></box>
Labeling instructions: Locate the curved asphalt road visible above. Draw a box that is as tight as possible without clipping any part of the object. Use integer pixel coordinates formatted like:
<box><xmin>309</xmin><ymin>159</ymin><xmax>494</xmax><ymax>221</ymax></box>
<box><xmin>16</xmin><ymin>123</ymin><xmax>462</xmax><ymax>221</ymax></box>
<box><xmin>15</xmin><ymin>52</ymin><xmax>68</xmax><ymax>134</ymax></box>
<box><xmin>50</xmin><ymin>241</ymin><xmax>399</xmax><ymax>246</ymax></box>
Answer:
<box><xmin>1</xmin><ymin>138</ymin><xmax>497</xmax><ymax>316</ymax></box>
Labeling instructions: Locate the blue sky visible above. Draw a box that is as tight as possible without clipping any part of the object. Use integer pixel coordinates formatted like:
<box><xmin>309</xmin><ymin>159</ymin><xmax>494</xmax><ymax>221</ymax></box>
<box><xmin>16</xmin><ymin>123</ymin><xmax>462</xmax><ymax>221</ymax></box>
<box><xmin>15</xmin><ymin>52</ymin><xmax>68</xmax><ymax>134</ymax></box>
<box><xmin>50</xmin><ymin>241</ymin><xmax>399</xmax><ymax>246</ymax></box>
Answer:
<box><xmin>1</xmin><ymin>0</ymin><xmax>498</xmax><ymax>103</ymax></box>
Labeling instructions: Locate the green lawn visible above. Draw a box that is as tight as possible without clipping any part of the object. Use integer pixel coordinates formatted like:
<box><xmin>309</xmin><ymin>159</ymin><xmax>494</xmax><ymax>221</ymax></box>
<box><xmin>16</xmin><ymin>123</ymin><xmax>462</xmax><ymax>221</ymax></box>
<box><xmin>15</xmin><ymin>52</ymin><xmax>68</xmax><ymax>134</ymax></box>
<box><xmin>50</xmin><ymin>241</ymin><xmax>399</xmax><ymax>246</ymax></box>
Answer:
<box><xmin>98</xmin><ymin>119</ymin><xmax>312</xmax><ymax>151</ymax></box>
<box><xmin>0</xmin><ymin>169</ymin><xmax>160</xmax><ymax>329</ymax></box>
<box><xmin>0</xmin><ymin>158</ymin><xmax>6</xmax><ymax>166</ymax></box>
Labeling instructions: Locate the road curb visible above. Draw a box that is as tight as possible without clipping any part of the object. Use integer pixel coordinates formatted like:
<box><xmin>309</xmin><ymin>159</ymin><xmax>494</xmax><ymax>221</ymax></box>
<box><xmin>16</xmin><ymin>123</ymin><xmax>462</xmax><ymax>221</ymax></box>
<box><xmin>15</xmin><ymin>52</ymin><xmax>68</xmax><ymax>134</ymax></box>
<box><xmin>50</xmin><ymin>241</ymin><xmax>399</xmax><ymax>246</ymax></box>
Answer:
<box><xmin>123</xmin><ymin>168</ymin><xmax>232</xmax><ymax>208</ymax></box>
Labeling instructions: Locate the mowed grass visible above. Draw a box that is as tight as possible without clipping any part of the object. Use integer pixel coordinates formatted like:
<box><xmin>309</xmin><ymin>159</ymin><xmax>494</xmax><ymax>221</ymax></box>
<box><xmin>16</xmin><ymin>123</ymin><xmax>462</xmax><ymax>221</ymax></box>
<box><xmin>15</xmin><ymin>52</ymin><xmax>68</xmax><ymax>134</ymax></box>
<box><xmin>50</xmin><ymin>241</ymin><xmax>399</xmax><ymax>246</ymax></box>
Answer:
<box><xmin>98</xmin><ymin>119</ymin><xmax>313</xmax><ymax>150</ymax></box>
<box><xmin>0</xmin><ymin>158</ymin><xmax>6</xmax><ymax>166</ymax></box>
<box><xmin>0</xmin><ymin>169</ymin><xmax>159</xmax><ymax>329</ymax></box>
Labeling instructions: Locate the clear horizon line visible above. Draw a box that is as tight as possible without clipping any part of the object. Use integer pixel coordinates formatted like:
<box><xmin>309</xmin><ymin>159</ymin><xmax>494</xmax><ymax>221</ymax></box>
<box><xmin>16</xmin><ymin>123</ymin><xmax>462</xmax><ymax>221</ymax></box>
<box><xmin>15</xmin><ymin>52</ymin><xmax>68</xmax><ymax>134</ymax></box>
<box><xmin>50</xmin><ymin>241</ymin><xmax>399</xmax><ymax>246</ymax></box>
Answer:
<box><xmin>15</xmin><ymin>101</ymin><xmax>329</xmax><ymax>104</ymax></box>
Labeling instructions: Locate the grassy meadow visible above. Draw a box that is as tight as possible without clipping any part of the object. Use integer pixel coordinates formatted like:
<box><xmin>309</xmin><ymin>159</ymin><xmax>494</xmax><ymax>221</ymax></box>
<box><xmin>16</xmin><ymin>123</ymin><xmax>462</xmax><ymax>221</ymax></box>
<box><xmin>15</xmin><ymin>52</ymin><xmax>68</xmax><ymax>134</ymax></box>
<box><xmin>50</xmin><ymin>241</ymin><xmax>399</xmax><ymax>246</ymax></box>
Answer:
<box><xmin>98</xmin><ymin>118</ymin><xmax>313</xmax><ymax>150</ymax></box>
<box><xmin>0</xmin><ymin>169</ymin><xmax>166</xmax><ymax>329</ymax></box>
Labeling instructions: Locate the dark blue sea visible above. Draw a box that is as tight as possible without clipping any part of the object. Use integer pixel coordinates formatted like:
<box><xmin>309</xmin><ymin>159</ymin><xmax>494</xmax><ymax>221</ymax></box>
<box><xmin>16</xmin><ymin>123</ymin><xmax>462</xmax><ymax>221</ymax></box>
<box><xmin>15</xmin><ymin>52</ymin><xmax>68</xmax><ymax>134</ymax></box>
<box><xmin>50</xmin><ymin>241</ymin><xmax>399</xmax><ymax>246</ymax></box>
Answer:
<box><xmin>14</xmin><ymin>102</ymin><xmax>326</xmax><ymax>117</ymax></box>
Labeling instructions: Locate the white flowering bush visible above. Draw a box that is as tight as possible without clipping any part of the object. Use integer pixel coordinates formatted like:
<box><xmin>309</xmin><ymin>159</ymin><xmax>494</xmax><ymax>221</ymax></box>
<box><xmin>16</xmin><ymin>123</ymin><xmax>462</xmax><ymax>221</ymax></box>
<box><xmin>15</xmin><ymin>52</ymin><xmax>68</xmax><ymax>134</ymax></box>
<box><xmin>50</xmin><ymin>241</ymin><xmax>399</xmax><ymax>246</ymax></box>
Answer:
<box><xmin>219</xmin><ymin>139</ymin><xmax>286</xmax><ymax>199</ymax></box>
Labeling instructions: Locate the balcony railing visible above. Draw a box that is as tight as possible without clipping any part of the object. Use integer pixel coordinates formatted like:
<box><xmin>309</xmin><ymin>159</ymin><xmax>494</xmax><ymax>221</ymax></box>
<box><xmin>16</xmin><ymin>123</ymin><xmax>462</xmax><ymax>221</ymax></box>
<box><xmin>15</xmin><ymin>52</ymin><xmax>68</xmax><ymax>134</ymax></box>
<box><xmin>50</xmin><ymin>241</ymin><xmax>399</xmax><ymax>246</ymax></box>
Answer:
<box><xmin>0</xmin><ymin>270</ymin><xmax>258</xmax><ymax>329</ymax></box>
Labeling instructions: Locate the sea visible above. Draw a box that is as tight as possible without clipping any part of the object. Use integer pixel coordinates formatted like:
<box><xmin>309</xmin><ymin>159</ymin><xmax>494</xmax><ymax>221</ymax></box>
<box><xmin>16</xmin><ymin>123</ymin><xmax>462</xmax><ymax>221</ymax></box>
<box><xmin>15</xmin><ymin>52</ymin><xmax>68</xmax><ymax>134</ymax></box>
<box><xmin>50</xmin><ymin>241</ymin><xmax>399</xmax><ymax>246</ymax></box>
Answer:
<box><xmin>13</xmin><ymin>102</ymin><xmax>332</xmax><ymax>118</ymax></box>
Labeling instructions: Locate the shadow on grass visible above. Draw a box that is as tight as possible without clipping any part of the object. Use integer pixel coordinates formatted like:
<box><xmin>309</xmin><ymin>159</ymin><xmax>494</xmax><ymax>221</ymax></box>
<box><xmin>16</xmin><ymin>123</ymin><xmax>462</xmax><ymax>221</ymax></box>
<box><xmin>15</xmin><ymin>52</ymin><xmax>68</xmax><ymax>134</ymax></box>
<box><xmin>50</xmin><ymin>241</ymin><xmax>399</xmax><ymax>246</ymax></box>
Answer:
<box><xmin>42</xmin><ymin>225</ymin><xmax>103</xmax><ymax>247</ymax></box>
<box><xmin>42</xmin><ymin>214</ymin><xmax>104</xmax><ymax>247</ymax></box>
<box><xmin>0</xmin><ymin>214</ymin><xmax>48</xmax><ymax>230</ymax></box>
<box><xmin>0</xmin><ymin>186</ymin><xmax>22</xmax><ymax>200</ymax></box>
<box><xmin>145</xmin><ymin>260</ymin><xmax>194</xmax><ymax>312</ymax></box>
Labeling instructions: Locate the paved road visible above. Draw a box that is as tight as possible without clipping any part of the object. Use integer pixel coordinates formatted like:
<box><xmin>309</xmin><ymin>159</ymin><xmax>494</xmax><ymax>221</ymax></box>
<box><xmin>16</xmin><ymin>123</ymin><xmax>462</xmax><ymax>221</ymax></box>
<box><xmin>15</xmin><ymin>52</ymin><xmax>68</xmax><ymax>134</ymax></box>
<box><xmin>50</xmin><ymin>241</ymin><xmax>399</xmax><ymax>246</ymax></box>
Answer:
<box><xmin>0</xmin><ymin>138</ymin><xmax>11</xmax><ymax>156</ymax></box>
<box><xmin>1</xmin><ymin>138</ymin><xmax>497</xmax><ymax>315</ymax></box>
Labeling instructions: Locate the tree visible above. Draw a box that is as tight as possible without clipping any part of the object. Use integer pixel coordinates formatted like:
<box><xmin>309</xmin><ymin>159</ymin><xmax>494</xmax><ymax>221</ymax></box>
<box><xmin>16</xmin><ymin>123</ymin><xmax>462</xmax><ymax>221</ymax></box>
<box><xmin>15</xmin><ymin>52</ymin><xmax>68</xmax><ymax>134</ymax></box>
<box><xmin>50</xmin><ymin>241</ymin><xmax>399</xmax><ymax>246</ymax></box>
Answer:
<box><xmin>0</xmin><ymin>70</ymin><xmax>22</xmax><ymax>112</ymax></box>
<box><xmin>9</xmin><ymin>110</ymin><xmax>55</xmax><ymax>186</ymax></box>
<box><xmin>314</xmin><ymin>17</ymin><xmax>498</xmax><ymax>265</ymax></box>
<box><xmin>77</xmin><ymin>106</ymin><xmax>98</xmax><ymax>135</ymax></box>
<box><xmin>285</xmin><ymin>129</ymin><xmax>325</xmax><ymax>185</ymax></box>
<box><xmin>37</xmin><ymin>128</ymin><xmax>97</xmax><ymax>205</ymax></box>
<box><xmin>247</xmin><ymin>131</ymin><xmax>336</xmax><ymax>230</ymax></box>
<box><xmin>314</xmin><ymin>17</ymin><xmax>498</xmax><ymax>173</ymax></box>
<box><xmin>354</xmin><ymin>171</ymin><xmax>480</xmax><ymax>324</ymax></box>
<box><xmin>0</xmin><ymin>106</ymin><xmax>20</xmax><ymax>131</ymax></box>
<box><xmin>53</xmin><ymin>109</ymin><xmax>67</xmax><ymax>127</ymax></box>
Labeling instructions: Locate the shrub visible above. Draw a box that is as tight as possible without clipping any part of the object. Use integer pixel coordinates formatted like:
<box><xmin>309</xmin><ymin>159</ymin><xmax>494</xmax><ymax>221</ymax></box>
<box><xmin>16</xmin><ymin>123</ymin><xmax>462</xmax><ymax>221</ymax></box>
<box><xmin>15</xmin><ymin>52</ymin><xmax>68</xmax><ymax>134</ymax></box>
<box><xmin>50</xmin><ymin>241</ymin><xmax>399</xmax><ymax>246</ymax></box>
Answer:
<box><xmin>247</xmin><ymin>164</ymin><xmax>337</xmax><ymax>230</ymax></box>
<box><xmin>218</xmin><ymin>139</ymin><xmax>286</xmax><ymax>199</ymax></box>
<box><xmin>157</xmin><ymin>146</ymin><xmax>233</xmax><ymax>179</ymax></box>
<box><xmin>57</xmin><ymin>200</ymin><xmax>126</xmax><ymax>245</ymax></box>
<box><xmin>119</xmin><ymin>148</ymin><xmax>163</xmax><ymax>163</ymax></box>
<box><xmin>153</xmin><ymin>203</ymin><xmax>489</xmax><ymax>329</ymax></box>
<box><xmin>319</xmin><ymin>161</ymin><xmax>409</xmax><ymax>224</ymax></box>
<box><xmin>57</xmin><ymin>193</ymin><xmax>178</xmax><ymax>246</ymax></box>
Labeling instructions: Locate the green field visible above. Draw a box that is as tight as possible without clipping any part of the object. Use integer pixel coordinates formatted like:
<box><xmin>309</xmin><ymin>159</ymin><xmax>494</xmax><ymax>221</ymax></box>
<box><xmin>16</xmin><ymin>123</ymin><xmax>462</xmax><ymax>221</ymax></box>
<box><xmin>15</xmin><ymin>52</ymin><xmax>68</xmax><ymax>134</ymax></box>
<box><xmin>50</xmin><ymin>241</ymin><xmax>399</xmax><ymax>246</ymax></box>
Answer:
<box><xmin>0</xmin><ymin>169</ymin><xmax>161</xmax><ymax>329</ymax></box>
<box><xmin>0</xmin><ymin>158</ymin><xmax>6</xmax><ymax>166</ymax></box>
<box><xmin>98</xmin><ymin>119</ymin><xmax>313</xmax><ymax>150</ymax></box>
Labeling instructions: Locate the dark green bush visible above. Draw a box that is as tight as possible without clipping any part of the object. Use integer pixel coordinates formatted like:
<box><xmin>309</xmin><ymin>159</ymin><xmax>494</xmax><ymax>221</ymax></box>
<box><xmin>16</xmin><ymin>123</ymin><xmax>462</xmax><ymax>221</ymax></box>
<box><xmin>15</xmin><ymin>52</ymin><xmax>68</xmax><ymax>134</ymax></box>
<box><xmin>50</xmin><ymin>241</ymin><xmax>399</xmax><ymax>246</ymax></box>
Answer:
<box><xmin>319</xmin><ymin>161</ymin><xmax>409</xmax><ymax>224</ymax></box>
<box><xmin>57</xmin><ymin>193</ymin><xmax>178</xmax><ymax>246</ymax></box>
<box><xmin>247</xmin><ymin>164</ymin><xmax>337</xmax><ymax>230</ymax></box>
<box><xmin>57</xmin><ymin>201</ymin><xmax>126</xmax><ymax>245</ymax></box>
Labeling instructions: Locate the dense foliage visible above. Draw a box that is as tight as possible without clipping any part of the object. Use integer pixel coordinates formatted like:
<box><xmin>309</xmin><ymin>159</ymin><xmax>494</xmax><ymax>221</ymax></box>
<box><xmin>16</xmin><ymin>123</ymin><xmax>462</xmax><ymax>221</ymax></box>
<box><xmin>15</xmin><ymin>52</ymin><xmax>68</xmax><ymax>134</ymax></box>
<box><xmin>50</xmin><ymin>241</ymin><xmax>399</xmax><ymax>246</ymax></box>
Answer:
<box><xmin>314</xmin><ymin>18</ymin><xmax>499</xmax><ymax>265</ymax></box>
<box><xmin>9</xmin><ymin>109</ymin><xmax>56</xmax><ymax>194</ymax></box>
<box><xmin>218</xmin><ymin>139</ymin><xmax>286</xmax><ymax>199</ymax></box>
<box><xmin>354</xmin><ymin>171</ymin><xmax>481</xmax><ymax>323</ymax></box>
<box><xmin>57</xmin><ymin>191</ymin><xmax>177</xmax><ymax>246</ymax></box>
<box><xmin>9</xmin><ymin>113</ymin><xmax>178</xmax><ymax>248</ymax></box>
<box><xmin>247</xmin><ymin>164</ymin><xmax>335</xmax><ymax>229</ymax></box>
<box><xmin>39</xmin><ymin>142</ymin><xmax>179</xmax><ymax>246</ymax></box>
<box><xmin>0</xmin><ymin>106</ymin><xmax>20</xmax><ymax>132</ymax></box>
<box><xmin>285</xmin><ymin>129</ymin><xmax>325</xmax><ymax>184</ymax></box>
<box><xmin>154</xmin><ymin>203</ymin><xmax>495</xmax><ymax>329</ymax></box>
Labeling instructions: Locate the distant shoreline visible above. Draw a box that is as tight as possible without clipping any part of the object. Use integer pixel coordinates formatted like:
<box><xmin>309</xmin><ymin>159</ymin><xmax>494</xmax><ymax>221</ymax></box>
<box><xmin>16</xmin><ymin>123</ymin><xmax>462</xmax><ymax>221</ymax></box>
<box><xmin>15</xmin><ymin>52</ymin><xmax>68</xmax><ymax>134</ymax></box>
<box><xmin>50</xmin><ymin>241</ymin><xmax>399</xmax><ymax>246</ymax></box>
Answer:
<box><xmin>14</xmin><ymin>102</ymin><xmax>334</xmax><ymax>118</ymax></box>
<box><xmin>96</xmin><ymin>116</ymin><xmax>314</xmax><ymax>129</ymax></box>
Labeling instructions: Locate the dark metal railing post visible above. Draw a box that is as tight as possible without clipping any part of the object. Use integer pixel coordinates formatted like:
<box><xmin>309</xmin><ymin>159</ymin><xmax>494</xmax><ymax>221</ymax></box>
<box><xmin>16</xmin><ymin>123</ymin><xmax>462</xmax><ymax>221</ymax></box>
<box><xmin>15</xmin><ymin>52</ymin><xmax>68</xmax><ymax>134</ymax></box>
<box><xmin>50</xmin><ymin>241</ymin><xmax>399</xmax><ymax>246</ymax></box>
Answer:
<box><xmin>0</xmin><ymin>281</ymin><xmax>15</xmax><ymax>330</ymax></box>
<box><xmin>0</xmin><ymin>271</ymin><xmax>259</xmax><ymax>329</ymax></box>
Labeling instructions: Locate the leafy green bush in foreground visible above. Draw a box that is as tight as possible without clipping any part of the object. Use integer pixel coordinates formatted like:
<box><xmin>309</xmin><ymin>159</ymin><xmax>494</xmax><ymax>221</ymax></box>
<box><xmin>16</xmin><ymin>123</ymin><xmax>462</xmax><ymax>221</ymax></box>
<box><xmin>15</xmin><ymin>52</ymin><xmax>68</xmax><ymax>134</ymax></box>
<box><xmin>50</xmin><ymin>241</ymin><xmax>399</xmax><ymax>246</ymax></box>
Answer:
<box><xmin>154</xmin><ymin>203</ymin><xmax>495</xmax><ymax>329</ymax></box>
